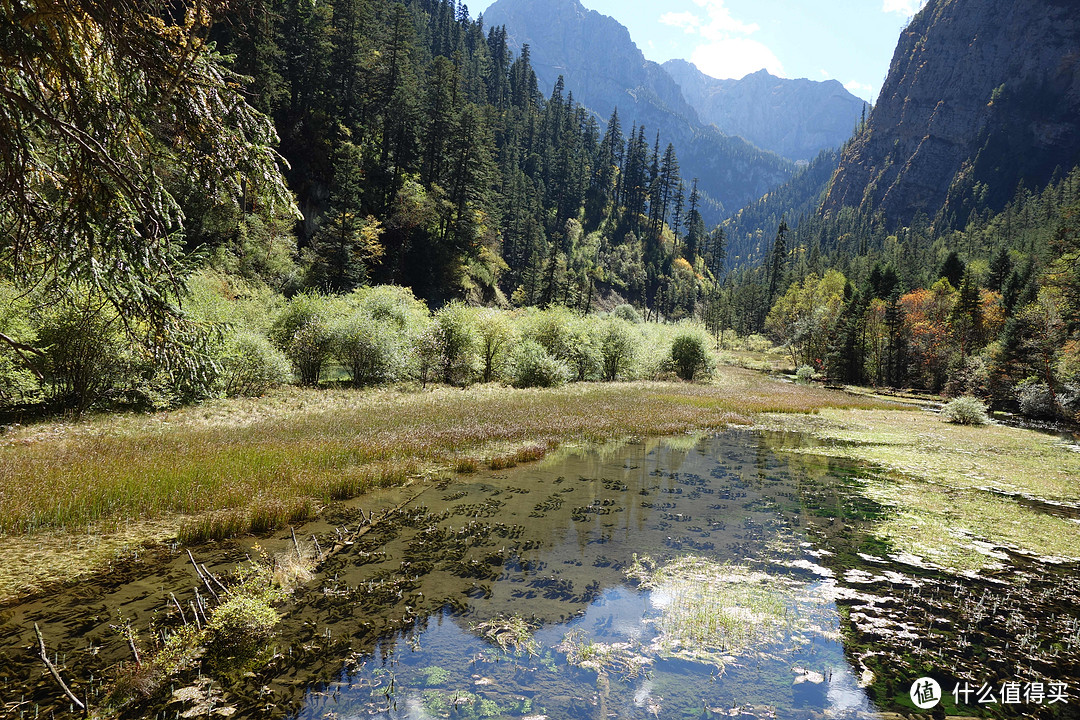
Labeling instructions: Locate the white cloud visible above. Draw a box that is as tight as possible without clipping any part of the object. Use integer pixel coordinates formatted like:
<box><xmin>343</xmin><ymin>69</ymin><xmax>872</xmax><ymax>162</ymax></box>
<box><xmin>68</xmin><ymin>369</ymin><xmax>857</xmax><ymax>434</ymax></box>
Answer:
<box><xmin>690</xmin><ymin>0</ymin><xmax>760</xmax><ymax>39</ymax></box>
<box><xmin>844</xmin><ymin>80</ymin><xmax>878</xmax><ymax>102</ymax></box>
<box><xmin>669</xmin><ymin>0</ymin><xmax>781</xmax><ymax>79</ymax></box>
<box><xmin>882</xmin><ymin>0</ymin><xmax>927</xmax><ymax>16</ymax></box>
<box><xmin>659</xmin><ymin>11</ymin><xmax>701</xmax><ymax>33</ymax></box>
<box><xmin>691</xmin><ymin>38</ymin><xmax>784</xmax><ymax>80</ymax></box>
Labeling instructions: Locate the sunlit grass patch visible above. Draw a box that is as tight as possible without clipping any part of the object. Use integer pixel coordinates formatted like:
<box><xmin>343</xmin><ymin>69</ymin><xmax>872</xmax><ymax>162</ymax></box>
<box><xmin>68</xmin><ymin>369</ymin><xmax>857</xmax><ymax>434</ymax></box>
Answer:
<box><xmin>761</xmin><ymin>408</ymin><xmax>1080</xmax><ymax>502</ymax></box>
<box><xmin>863</xmin><ymin>478</ymin><xmax>1080</xmax><ymax>572</ymax></box>
<box><xmin>0</xmin><ymin>368</ymin><xmax>891</xmax><ymax>601</ymax></box>
<box><xmin>762</xmin><ymin>408</ymin><xmax>1080</xmax><ymax>570</ymax></box>
<box><xmin>626</xmin><ymin>554</ymin><xmax>836</xmax><ymax>666</ymax></box>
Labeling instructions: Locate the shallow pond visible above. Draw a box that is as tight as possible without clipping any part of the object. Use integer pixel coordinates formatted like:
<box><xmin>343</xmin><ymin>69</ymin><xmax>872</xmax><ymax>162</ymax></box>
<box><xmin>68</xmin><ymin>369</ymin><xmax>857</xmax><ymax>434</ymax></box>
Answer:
<box><xmin>2</xmin><ymin>430</ymin><xmax>1079</xmax><ymax>719</ymax></box>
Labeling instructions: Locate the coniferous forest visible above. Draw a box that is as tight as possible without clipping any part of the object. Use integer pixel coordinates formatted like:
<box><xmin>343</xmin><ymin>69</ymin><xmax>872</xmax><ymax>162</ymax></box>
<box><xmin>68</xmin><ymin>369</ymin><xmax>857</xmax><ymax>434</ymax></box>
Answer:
<box><xmin>1</xmin><ymin>0</ymin><xmax>1079</xmax><ymax>424</ymax></box>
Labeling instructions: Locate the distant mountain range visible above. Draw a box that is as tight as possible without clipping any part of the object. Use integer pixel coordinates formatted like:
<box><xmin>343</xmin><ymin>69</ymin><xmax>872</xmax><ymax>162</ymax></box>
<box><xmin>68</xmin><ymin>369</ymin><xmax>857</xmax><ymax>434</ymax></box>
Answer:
<box><xmin>482</xmin><ymin>0</ymin><xmax>794</xmax><ymax>223</ymax></box>
<box><xmin>482</xmin><ymin>0</ymin><xmax>871</xmax><ymax>228</ymax></box>
<box><xmin>662</xmin><ymin>61</ymin><xmax>867</xmax><ymax>163</ymax></box>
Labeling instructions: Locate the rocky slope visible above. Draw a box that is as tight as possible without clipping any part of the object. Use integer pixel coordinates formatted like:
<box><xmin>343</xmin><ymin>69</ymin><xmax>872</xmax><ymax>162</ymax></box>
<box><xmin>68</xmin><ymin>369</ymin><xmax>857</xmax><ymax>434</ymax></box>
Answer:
<box><xmin>662</xmin><ymin>61</ymin><xmax>866</xmax><ymax>162</ymax></box>
<box><xmin>482</xmin><ymin>0</ymin><xmax>794</xmax><ymax>223</ymax></box>
<box><xmin>822</xmin><ymin>0</ymin><xmax>1080</xmax><ymax>228</ymax></box>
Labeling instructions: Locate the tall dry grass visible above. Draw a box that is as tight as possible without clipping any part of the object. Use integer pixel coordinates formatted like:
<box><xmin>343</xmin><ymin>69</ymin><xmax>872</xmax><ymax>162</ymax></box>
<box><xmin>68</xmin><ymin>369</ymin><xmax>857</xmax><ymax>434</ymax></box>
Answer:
<box><xmin>0</xmin><ymin>368</ymin><xmax>891</xmax><ymax>539</ymax></box>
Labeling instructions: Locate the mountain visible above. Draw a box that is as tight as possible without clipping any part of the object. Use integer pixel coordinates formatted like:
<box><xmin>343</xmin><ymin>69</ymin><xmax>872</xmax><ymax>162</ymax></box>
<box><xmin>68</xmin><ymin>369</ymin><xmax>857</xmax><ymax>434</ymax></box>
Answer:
<box><xmin>822</xmin><ymin>0</ymin><xmax>1080</xmax><ymax>229</ymax></box>
<box><xmin>722</xmin><ymin>148</ymin><xmax>842</xmax><ymax>266</ymax></box>
<box><xmin>662</xmin><ymin>61</ymin><xmax>867</xmax><ymax>163</ymax></box>
<box><xmin>482</xmin><ymin>0</ymin><xmax>794</xmax><ymax>223</ymax></box>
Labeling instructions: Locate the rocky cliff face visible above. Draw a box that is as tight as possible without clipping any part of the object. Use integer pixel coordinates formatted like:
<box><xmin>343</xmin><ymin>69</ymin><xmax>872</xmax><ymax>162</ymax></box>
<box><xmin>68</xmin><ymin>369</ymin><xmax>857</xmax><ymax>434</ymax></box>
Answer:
<box><xmin>822</xmin><ymin>0</ymin><xmax>1080</xmax><ymax>228</ymax></box>
<box><xmin>663</xmin><ymin>61</ymin><xmax>866</xmax><ymax>162</ymax></box>
<box><xmin>482</xmin><ymin>0</ymin><xmax>794</xmax><ymax>222</ymax></box>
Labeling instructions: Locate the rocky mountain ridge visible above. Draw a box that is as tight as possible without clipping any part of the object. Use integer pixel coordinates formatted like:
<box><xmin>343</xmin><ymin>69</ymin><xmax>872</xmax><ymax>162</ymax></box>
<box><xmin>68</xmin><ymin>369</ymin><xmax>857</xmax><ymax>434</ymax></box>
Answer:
<box><xmin>482</xmin><ymin>0</ymin><xmax>794</xmax><ymax>222</ymax></box>
<box><xmin>821</xmin><ymin>0</ymin><xmax>1080</xmax><ymax>228</ymax></box>
<box><xmin>662</xmin><ymin>61</ymin><xmax>867</xmax><ymax>162</ymax></box>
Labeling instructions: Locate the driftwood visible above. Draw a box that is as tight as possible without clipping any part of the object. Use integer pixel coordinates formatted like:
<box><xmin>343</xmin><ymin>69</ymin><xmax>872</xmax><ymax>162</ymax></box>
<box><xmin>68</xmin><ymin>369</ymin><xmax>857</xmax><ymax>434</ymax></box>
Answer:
<box><xmin>187</xmin><ymin>549</ymin><xmax>219</xmax><ymax>602</ymax></box>
<box><xmin>34</xmin><ymin>623</ymin><xmax>88</xmax><ymax>715</ymax></box>
<box><xmin>125</xmin><ymin>625</ymin><xmax>141</xmax><ymax>666</ymax></box>
<box><xmin>290</xmin><ymin>526</ymin><xmax>302</xmax><ymax>560</ymax></box>
<box><xmin>170</xmin><ymin>592</ymin><xmax>187</xmax><ymax>625</ymax></box>
<box><xmin>201</xmin><ymin>564</ymin><xmax>228</xmax><ymax>595</ymax></box>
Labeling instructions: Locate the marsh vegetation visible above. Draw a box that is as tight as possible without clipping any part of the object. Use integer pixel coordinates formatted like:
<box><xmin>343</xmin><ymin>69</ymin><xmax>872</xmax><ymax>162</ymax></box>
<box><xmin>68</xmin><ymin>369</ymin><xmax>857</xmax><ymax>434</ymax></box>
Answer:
<box><xmin>2</xmin><ymin>426</ymin><xmax>1077</xmax><ymax>719</ymax></box>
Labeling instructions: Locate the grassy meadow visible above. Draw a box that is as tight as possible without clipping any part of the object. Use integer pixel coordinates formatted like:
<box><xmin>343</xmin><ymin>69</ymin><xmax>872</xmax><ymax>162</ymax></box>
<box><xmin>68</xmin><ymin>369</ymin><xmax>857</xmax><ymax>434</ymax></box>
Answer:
<box><xmin>761</xmin><ymin>408</ymin><xmax>1080</xmax><ymax>571</ymax></box>
<box><xmin>0</xmin><ymin>369</ymin><xmax>893</xmax><ymax>602</ymax></box>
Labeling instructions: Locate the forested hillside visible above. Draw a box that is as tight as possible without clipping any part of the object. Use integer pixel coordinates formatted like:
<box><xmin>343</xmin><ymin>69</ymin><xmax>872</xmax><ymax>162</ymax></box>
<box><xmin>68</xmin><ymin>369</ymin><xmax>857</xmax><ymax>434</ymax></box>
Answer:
<box><xmin>207</xmin><ymin>0</ymin><xmax>728</xmax><ymax>309</ymax></box>
<box><xmin>0</xmin><ymin>0</ymin><xmax>729</xmax><ymax>415</ymax></box>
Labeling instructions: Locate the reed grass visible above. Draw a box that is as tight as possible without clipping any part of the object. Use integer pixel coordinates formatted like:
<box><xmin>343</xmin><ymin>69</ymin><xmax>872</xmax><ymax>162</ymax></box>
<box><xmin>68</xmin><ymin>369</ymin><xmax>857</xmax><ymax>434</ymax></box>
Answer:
<box><xmin>0</xmin><ymin>368</ymin><xmax>890</xmax><ymax>600</ymax></box>
<box><xmin>0</xmin><ymin>369</ymin><xmax>887</xmax><ymax>538</ymax></box>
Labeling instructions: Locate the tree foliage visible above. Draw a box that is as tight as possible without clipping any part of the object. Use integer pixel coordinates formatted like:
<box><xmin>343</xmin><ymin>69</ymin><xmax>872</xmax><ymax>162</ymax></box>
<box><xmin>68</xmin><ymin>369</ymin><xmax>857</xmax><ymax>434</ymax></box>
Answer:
<box><xmin>0</xmin><ymin>0</ymin><xmax>294</xmax><ymax>320</ymax></box>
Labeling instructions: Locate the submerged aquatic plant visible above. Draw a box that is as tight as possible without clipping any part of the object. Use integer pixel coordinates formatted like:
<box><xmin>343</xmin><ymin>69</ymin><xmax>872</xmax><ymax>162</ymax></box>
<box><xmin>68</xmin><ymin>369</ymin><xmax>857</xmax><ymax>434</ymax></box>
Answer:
<box><xmin>557</xmin><ymin>629</ymin><xmax>652</xmax><ymax>679</ymax></box>
<box><xmin>472</xmin><ymin>614</ymin><xmax>540</xmax><ymax>656</ymax></box>
<box><xmin>627</xmin><ymin>555</ymin><xmax>833</xmax><ymax>665</ymax></box>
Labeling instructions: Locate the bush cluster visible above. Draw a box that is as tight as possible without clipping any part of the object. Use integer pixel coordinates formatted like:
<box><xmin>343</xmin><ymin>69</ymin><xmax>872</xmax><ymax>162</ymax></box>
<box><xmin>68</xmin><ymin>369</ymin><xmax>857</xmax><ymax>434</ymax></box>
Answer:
<box><xmin>942</xmin><ymin>396</ymin><xmax>990</xmax><ymax>425</ymax></box>
<box><xmin>0</xmin><ymin>278</ymin><xmax>720</xmax><ymax>413</ymax></box>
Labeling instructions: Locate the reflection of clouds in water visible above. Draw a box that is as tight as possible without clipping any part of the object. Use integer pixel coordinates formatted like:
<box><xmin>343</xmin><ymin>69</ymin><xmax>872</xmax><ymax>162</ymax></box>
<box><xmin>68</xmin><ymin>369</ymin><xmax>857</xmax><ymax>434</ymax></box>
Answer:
<box><xmin>827</xmin><ymin>666</ymin><xmax>875</xmax><ymax>715</ymax></box>
<box><xmin>633</xmin><ymin>677</ymin><xmax>655</xmax><ymax>707</ymax></box>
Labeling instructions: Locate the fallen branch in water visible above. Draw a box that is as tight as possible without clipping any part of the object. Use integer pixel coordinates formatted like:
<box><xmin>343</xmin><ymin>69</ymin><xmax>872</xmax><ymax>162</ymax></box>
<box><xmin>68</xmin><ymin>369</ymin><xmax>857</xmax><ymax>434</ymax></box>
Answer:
<box><xmin>34</xmin><ymin>623</ymin><xmax>88</xmax><ymax>716</ymax></box>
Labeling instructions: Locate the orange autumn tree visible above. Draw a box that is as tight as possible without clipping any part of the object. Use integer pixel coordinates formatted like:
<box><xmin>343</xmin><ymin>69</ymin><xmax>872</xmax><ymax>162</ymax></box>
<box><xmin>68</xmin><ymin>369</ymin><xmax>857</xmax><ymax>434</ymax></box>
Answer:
<box><xmin>900</xmin><ymin>279</ymin><xmax>957</xmax><ymax>391</ymax></box>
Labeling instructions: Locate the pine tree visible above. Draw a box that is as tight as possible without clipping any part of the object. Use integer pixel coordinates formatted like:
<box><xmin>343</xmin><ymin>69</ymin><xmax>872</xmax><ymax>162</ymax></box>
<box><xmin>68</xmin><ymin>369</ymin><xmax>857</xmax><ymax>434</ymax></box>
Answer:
<box><xmin>987</xmin><ymin>246</ymin><xmax>1013</xmax><ymax>292</ymax></box>
<box><xmin>767</xmin><ymin>220</ymin><xmax>789</xmax><ymax>302</ymax></box>
<box><xmin>309</xmin><ymin>141</ymin><xmax>384</xmax><ymax>291</ymax></box>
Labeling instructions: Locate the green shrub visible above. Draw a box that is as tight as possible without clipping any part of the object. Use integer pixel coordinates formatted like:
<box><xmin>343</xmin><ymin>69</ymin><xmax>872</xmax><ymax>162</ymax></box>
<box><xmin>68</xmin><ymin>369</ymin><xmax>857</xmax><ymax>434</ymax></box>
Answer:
<box><xmin>206</xmin><ymin>594</ymin><xmax>279</xmax><ymax>659</ymax></box>
<box><xmin>269</xmin><ymin>292</ymin><xmax>325</xmax><ymax>350</ymax></box>
<box><xmin>611</xmin><ymin>303</ymin><xmax>642</xmax><ymax>324</ymax></box>
<box><xmin>271</xmin><ymin>293</ymin><xmax>334</xmax><ymax>385</ymax></box>
<box><xmin>795</xmin><ymin>365</ymin><xmax>815</xmax><ymax>384</ymax></box>
<box><xmin>671</xmin><ymin>332</ymin><xmax>710</xmax><ymax>382</ymax></box>
<box><xmin>0</xmin><ymin>282</ymin><xmax>40</xmax><ymax>406</ymax></box>
<box><xmin>0</xmin><ymin>352</ymin><xmax>38</xmax><ymax>405</ymax></box>
<box><xmin>220</xmin><ymin>331</ymin><xmax>290</xmax><ymax>396</ymax></box>
<box><xmin>511</xmin><ymin>340</ymin><xmax>569</xmax><ymax>388</ymax></box>
<box><xmin>332</xmin><ymin>313</ymin><xmax>399</xmax><ymax>386</ymax></box>
<box><xmin>942</xmin><ymin>396</ymin><xmax>990</xmax><ymax>425</ymax></box>
<box><xmin>356</xmin><ymin>285</ymin><xmax>430</xmax><ymax>334</ymax></box>
<box><xmin>285</xmin><ymin>319</ymin><xmax>333</xmax><ymax>385</ymax></box>
<box><xmin>523</xmin><ymin>306</ymin><xmax>576</xmax><ymax>360</ymax></box>
<box><xmin>475</xmin><ymin>309</ymin><xmax>515</xmax><ymax>383</ymax></box>
<box><xmin>414</xmin><ymin>322</ymin><xmax>444</xmax><ymax>389</ymax></box>
<box><xmin>564</xmin><ymin>316</ymin><xmax>603</xmax><ymax>381</ymax></box>
<box><xmin>517</xmin><ymin>306</ymin><xmax>601</xmax><ymax>381</ymax></box>
<box><xmin>600</xmin><ymin>319</ymin><xmax>638</xmax><ymax>381</ymax></box>
<box><xmin>1016</xmin><ymin>379</ymin><xmax>1056</xmax><ymax>419</ymax></box>
<box><xmin>36</xmin><ymin>299</ymin><xmax>123</xmax><ymax>412</ymax></box>
<box><xmin>434</xmin><ymin>301</ymin><xmax>478</xmax><ymax>386</ymax></box>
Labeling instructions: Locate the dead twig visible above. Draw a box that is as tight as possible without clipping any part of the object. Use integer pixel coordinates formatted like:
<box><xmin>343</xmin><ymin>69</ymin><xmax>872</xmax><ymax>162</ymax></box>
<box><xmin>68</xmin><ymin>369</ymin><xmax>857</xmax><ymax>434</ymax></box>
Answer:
<box><xmin>34</xmin><ymin>623</ymin><xmax>87</xmax><ymax>715</ymax></box>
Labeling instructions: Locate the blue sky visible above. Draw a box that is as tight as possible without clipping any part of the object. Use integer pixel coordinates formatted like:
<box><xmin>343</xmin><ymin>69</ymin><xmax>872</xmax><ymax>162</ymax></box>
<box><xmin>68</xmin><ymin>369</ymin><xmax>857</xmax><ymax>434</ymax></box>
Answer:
<box><xmin>469</xmin><ymin>0</ymin><xmax>928</xmax><ymax>103</ymax></box>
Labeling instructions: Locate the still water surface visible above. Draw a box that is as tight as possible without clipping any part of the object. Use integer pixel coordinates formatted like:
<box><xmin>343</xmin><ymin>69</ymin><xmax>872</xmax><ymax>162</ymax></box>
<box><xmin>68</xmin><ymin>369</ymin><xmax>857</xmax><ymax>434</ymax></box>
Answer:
<box><xmin>3</xmin><ymin>430</ymin><xmax>1079</xmax><ymax>719</ymax></box>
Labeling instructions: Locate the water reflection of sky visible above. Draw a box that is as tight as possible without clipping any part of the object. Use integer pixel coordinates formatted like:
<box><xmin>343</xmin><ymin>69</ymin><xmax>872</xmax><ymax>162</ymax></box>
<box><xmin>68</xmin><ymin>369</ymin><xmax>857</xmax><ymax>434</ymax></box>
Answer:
<box><xmin>293</xmin><ymin>579</ymin><xmax>876</xmax><ymax>719</ymax></box>
<box><xmin>290</xmin><ymin>432</ymin><xmax>882</xmax><ymax>719</ymax></box>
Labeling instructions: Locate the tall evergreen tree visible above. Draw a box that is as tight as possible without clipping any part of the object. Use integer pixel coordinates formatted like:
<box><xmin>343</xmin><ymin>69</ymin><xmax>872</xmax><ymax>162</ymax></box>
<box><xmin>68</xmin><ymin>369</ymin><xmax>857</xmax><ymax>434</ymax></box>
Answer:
<box><xmin>767</xmin><ymin>220</ymin><xmax>789</xmax><ymax>302</ymax></box>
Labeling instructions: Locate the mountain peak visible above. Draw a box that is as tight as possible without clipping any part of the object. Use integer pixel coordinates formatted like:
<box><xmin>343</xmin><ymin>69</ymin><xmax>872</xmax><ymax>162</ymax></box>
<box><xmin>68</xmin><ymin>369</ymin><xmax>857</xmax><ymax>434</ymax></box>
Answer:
<box><xmin>662</xmin><ymin>60</ymin><xmax>866</xmax><ymax>162</ymax></box>
<box><xmin>483</xmin><ymin>0</ymin><xmax>794</xmax><ymax>222</ymax></box>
